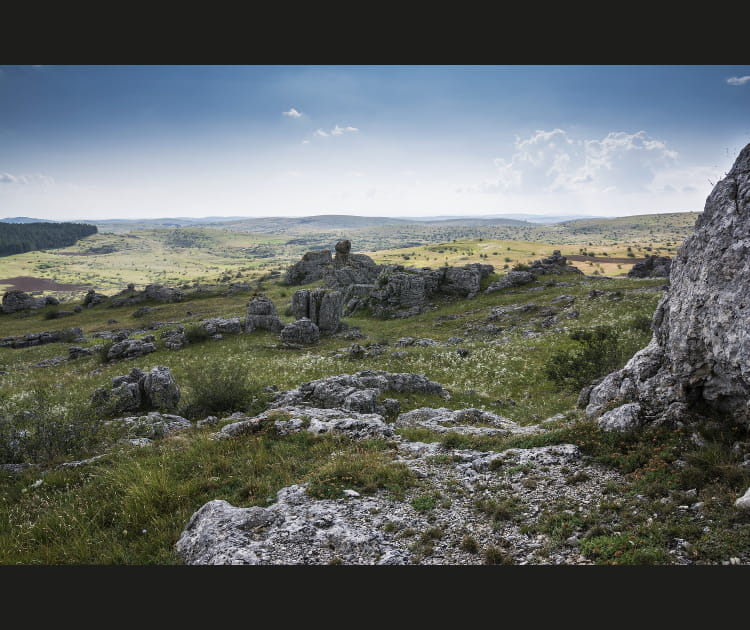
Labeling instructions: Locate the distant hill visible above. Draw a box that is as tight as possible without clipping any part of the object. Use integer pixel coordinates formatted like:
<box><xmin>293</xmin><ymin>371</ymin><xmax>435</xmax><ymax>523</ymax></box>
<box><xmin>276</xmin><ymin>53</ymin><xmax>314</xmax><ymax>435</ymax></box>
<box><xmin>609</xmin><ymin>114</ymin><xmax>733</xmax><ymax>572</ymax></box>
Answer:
<box><xmin>1</xmin><ymin>217</ymin><xmax>60</xmax><ymax>224</ymax></box>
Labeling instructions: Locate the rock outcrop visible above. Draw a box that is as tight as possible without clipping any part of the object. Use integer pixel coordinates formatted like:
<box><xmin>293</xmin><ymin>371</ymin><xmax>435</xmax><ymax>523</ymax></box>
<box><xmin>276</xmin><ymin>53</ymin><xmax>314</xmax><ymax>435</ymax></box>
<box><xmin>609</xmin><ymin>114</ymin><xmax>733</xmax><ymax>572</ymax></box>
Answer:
<box><xmin>324</xmin><ymin>240</ymin><xmax>382</xmax><ymax>289</ymax></box>
<box><xmin>106</xmin><ymin>336</ymin><xmax>157</xmax><ymax>361</ymax></box>
<box><xmin>91</xmin><ymin>366</ymin><xmax>180</xmax><ymax>415</ymax></box>
<box><xmin>245</xmin><ymin>294</ymin><xmax>284</xmax><ymax>333</ymax></box>
<box><xmin>83</xmin><ymin>289</ymin><xmax>107</xmax><ymax>308</ymax></box>
<box><xmin>1</xmin><ymin>290</ymin><xmax>54</xmax><ymax>313</ymax></box>
<box><xmin>283</xmin><ymin>250</ymin><xmax>333</xmax><ymax>286</ymax></box>
<box><xmin>581</xmin><ymin>143</ymin><xmax>750</xmax><ymax>430</ymax></box>
<box><xmin>272</xmin><ymin>370</ymin><xmax>448</xmax><ymax>415</ymax></box>
<box><xmin>291</xmin><ymin>288</ymin><xmax>343</xmax><ymax>335</ymax></box>
<box><xmin>0</xmin><ymin>328</ymin><xmax>84</xmax><ymax>349</ymax></box>
<box><xmin>627</xmin><ymin>255</ymin><xmax>672</xmax><ymax>279</ymax></box>
<box><xmin>279</xmin><ymin>318</ymin><xmax>320</xmax><ymax>345</ymax></box>
<box><xmin>201</xmin><ymin>317</ymin><xmax>243</xmax><ymax>336</ymax></box>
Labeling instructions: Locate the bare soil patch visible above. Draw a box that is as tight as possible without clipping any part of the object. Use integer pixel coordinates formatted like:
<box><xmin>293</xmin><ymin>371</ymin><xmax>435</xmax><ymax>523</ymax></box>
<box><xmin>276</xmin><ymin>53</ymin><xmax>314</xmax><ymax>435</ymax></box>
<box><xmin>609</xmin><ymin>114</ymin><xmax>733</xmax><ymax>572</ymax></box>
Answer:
<box><xmin>566</xmin><ymin>255</ymin><xmax>645</xmax><ymax>264</ymax></box>
<box><xmin>0</xmin><ymin>276</ymin><xmax>89</xmax><ymax>291</ymax></box>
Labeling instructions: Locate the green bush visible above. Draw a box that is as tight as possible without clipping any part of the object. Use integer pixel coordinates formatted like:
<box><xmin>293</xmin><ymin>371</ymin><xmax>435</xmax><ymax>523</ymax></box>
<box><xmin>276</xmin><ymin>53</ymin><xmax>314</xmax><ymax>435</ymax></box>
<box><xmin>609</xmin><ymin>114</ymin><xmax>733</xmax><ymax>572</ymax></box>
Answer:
<box><xmin>183</xmin><ymin>324</ymin><xmax>210</xmax><ymax>344</ymax></box>
<box><xmin>544</xmin><ymin>325</ymin><xmax>629</xmax><ymax>392</ymax></box>
<box><xmin>0</xmin><ymin>389</ymin><xmax>109</xmax><ymax>465</ymax></box>
<box><xmin>179</xmin><ymin>360</ymin><xmax>271</xmax><ymax>420</ymax></box>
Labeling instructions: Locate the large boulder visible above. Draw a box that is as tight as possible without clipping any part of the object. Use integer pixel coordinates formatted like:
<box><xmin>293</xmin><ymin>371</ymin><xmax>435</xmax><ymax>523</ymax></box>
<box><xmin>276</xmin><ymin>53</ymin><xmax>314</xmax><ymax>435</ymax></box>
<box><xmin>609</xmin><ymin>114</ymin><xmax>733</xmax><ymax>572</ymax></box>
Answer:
<box><xmin>283</xmin><ymin>250</ymin><xmax>333</xmax><ymax>286</ymax></box>
<box><xmin>144</xmin><ymin>284</ymin><xmax>182</xmax><ymax>303</ymax></box>
<box><xmin>1</xmin><ymin>290</ymin><xmax>47</xmax><ymax>313</ymax></box>
<box><xmin>91</xmin><ymin>366</ymin><xmax>180</xmax><ymax>415</ymax></box>
<box><xmin>368</xmin><ymin>270</ymin><xmax>432</xmax><ymax>318</ymax></box>
<box><xmin>279</xmin><ymin>318</ymin><xmax>320</xmax><ymax>345</ymax></box>
<box><xmin>141</xmin><ymin>365</ymin><xmax>181</xmax><ymax>411</ymax></box>
<box><xmin>245</xmin><ymin>294</ymin><xmax>283</xmax><ymax>333</ymax></box>
<box><xmin>628</xmin><ymin>255</ymin><xmax>672</xmax><ymax>279</ymax></box>
<box><xmin>201</xmin><ymin>317</ymin><xmax>243</xmax><ymax>336</ymax></box>
<box><xmin>83</xmin><ymin>289</ymin><xmax>107</xmax><ymax>308</ymax></box>
<box><xmin>324</xmin><ymin>241</ymin><xmax>382</xmax><ymax>289</ymax></box>
<box><xmin>291</xmin><ymin>288</ymin><xmax>343</xmax><ymax>334</ymax></box>
<box><xmin>528</xmin><ymin>250</ymin><xmax>583</xmax><ymax>276</ymax></box>
<box><xmin>580</xmin><ymin>143</ymin><xmax>750</xmax><ymax>430</ymax></box>
<box><xmin>106</xmin><ymin>337</ymin><xmax>157</xmax><ymax>361</ymax></box>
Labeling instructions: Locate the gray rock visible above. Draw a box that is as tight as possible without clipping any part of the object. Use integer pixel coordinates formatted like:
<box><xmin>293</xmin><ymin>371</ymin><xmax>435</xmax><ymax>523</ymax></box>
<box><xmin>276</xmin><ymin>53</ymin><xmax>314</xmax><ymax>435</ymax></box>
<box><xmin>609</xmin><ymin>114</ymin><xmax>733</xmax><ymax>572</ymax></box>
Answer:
<box><xmin>201</xmin><ymin>317</ymin><xmax>243</xmax><ymax>335</ymax></box>
<box><xmin>283</xmin><ymin>249</ymin><xmax>333</xmax><ymax>286</ymax></box>
<box><xmin>280</xmin><ymin>318</ymin><xmax>320</xmax><ymax>345</ymax></box>
<box><xmin>116</xmin><ymin>412</ymin><xmax>191</xmax><ymax>439</ymax></box>
<box><xmin>484</xmin><ymin>270</ymin><xmax>536</xmax><ymax>294</ymax></box>
<box><xmin>1</xmin><ymin>290</ymin><xmax>47</xmax><ymax>313</ymax></box>
<box><xmin>175</xmin><ymin>487</ymin><xmax>408</xmax><ymax>565</ymax></box>
<box><xmin>395</xmin><ymin>407</ymin><xmax>541</xmax><ymax>436</ymax></box>
<box><xmin>141</xmin><ymin>365</ymin><xmax>181</xmax><ymax>411</ymax></box>
<box><xmin>628</xmin><ymin>255</ymin><xmax>672</xmax><ymax>279</ymax></box>
<box><xmin>597</xmin><ymin>403</ymin><xmax>643</xmax><ymax>432</ymax></box>
<box><xmin>584</xmin><ymin>143</ymin><xmax>750</xmax><ymax>428</ymax></box>
<box><xmin>144</xmin><ymin>284</ymin><xmax>182</xmax><ymax>303</ymax></box>
<box><xmin>735</xmin><ymin>487</ymin><xmax>750</xmax><ymax>511</ymax></box>
<box><xmin>273</xmin><ymin>370</ymin><xmax>448</xmax><ymax>413</ymax></box>
<box><xmin>106</xmin><ymin>338</ymin><xmax>157</xmax><ymax>361</ymax></box>
<box><xmin>528</xmin><ymin>250</ymin><xmax>583</xmax><ymax>276</ymax></box>
<box><xmin>245</xmin><ymin>293</ymin><xmax>284</xmax><ymax>333</ymax></box>
<box><xmin>83</xmin><ymin>289</ymin><xmax>107</xmax><ymax>308</ymax></box>
<box><xmin>291</xmin><ymin>288</ymin><xmax>343</xmax><ymax>335</ymax></box>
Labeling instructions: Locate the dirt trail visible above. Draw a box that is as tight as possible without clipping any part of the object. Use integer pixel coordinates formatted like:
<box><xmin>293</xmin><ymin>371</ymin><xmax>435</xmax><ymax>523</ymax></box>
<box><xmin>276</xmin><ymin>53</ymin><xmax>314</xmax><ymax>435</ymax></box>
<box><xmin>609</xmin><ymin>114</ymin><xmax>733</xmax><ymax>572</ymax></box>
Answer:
<box><xmin>0</xmin><ymin>276</ymin><xmax>89</xmax><ymax>291</ymax></box>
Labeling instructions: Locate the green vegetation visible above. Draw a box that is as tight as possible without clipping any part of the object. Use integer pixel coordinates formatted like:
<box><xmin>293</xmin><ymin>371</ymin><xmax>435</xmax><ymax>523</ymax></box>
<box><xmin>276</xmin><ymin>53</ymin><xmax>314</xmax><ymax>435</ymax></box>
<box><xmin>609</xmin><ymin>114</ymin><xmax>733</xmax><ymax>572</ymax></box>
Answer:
<box><xmin>0</xmin><ymin>222</ymin><xmax>97</xmax><ymax>257</ymax></box>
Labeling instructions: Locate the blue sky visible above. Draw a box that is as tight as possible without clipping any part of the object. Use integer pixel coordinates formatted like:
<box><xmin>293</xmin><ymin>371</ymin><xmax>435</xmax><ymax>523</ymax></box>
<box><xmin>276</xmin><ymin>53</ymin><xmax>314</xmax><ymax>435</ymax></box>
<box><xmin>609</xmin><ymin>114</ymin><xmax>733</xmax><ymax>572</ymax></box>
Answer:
<box><xmin>1</xmin><ymin>65</ymin><xmax>749</xmax><ymax>221</ymax></box>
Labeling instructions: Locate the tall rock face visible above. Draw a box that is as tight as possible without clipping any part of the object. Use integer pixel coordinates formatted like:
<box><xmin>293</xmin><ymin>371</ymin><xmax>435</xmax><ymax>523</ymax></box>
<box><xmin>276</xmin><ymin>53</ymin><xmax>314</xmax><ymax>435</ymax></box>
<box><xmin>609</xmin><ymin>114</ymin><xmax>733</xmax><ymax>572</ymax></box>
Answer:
<box><xmin>245</xmin><ymin>294</ymin><xmax>284</xmax><ymax>333</ymax></box>
<box><xmin>291</xmin><ymin>288</ymin><xmax>343</xmax><ymax>334</ymax></box>
<box><xmin>582</xmin><ymin>143</ymin><xmax>750</xmax><ymax>430</ymax></box>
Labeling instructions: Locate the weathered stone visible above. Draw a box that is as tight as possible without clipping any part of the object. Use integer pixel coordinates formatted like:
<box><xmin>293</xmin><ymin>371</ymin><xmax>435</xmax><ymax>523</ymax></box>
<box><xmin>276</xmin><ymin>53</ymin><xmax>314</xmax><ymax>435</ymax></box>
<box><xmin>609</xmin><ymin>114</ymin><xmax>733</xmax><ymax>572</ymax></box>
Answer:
<box><xmin>628</xmin><ymin>255</ymin><xmax>672</xmax><ymax>279</ymax></box>
<box><xmin>201</xmin><ymin>317</ymin><xmax>242</xmax><ymax>335</ymax></box>
<box><xmin>597</xmin><ymin>403</ymin><xmax>643</xmax><ymax>432</ymax></box>
<box><xmin>106</xmin><ymin>338</ymin><xmax>157</xmax><ymax>361</ymax></box>
<box><xmin>1</xmin><ymin>290</ymin><xmax>46</xmax><ymax>313</ymax></box>
<box><xmin>735</xmin><ymin>487</ymin><xmax>750</xmax><ymax>511</ymax></box>
<box><xmin>292</xmin><ymin>289</ymin><xmax>343</xmax><ymax>334</ymax></box>
<box><xmin>528</xmin><ymin>250</ymin><xmax>583</xmax><ymax>276</ymax></box>
<box><xmin>245</xmin><ymin>294</ymin><xmax>283</xmax><ymax>333</ymax></box>
<box><xmin>396</xmin><ymin>407</ymin><xmax>541</xmax><ymax>436</ymax></box>
<box><xmin>283</xmin><ymin>249</ymin><xmax>333</xmax><ymax>285</ymax></box>
<box><xmin>144</xmin><ymin>284</ymin><xmax>182</xmax><ymax>303</ymax></box>
<box><xmin>584</xmin><ymin>143</ymin><xmax>750</xmax><ymax>429</ymax></box>
<box><xmin>141</xmin><ymin>366</ymin><xmax>181</xmax><ymax>411</ymax></box>
<box><xmin>83</xmin><ymin>289</ymin><xmax>107</xmax><ymax>308</ymax></box>
<box><xmin>484</xmin><ymin>271</ymin><xmax>535</xmax><ymax>294</ymax></box>
<box><xmin>280</xmin><ymin>318</ymin><xmax>320</xmax><ymax>345</ymax></box>
<box><xmin>116</xmin><ymin>412</ymin><xmax>191</xmax><ymax>439</ymax></box>
<box><xmin>273</xmin><ymin>370</ymin><xmax>448</xmax><ymax>412</ymax></box>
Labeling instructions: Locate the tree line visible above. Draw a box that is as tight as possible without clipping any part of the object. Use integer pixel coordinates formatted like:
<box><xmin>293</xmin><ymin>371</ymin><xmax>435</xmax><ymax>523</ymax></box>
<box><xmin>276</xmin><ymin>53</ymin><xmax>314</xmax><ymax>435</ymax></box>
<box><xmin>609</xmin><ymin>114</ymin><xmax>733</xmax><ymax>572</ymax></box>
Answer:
<box><xmin>0</xmin><ymin>222</ymin><xmax>98</xmax><ymax>257</ymax></box>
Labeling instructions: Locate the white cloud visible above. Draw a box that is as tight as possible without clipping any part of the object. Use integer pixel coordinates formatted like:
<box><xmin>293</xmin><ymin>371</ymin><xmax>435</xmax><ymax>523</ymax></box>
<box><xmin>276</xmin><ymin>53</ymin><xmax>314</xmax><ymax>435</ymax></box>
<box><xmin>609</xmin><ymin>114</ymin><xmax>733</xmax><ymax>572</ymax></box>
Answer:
<box><xmin>0</xmin><ymin>172</ymin><xmax>54</xmax><ymax>185</ymax></box>
<box><xmin>727</xmin><ymin>76</ymin><xmax>750</xmax><ymax>86</ymax></box>
<box><xmin>301</xmin><ymin>140</ymin><xmax>310</xmax><ymax>144</ymax></box>
<box><xmin>310</xmin><ymin>125</ymin><xmax>359</xmax><ymax>140</ymax></box>
<box><xmin>472</xmin><ymin>129</ymin><xmax>678</xmax><ymax>195</ymax></box>
<box><xmin>282</xmin><ymin>107</ymin><xmax>303</xmax><ymax>118</ymax></box>
<box><xmin>331</xmin><ymin>125</ymin><xmax>359</xmax><ymax>136</ymax></box>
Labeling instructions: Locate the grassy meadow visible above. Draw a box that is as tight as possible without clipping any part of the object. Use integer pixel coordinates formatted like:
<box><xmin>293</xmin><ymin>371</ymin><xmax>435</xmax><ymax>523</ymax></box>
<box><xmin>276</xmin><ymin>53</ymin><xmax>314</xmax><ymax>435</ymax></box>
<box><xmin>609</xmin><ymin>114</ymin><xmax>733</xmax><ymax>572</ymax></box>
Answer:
<box><xmin>1</xmin><ymin>212</ymin><xmax>748</xmax><ymax>565</ymax></box>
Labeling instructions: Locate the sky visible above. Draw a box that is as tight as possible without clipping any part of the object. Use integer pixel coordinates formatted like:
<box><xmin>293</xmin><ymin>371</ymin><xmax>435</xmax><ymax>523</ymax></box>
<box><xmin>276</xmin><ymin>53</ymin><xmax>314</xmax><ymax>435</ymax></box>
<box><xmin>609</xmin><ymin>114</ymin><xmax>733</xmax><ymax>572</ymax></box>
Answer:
<box><xmin>1</xmin><ymin>65</ymin><xmax>749</xmax><ymax>221</ymax></box>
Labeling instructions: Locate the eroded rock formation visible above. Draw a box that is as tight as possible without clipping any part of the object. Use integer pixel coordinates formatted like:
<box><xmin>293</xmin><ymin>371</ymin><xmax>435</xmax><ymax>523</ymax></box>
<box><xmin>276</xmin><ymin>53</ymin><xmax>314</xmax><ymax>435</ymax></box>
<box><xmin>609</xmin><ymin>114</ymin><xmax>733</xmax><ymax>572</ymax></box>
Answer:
<box><xmin>581</xmin><ymin>143</ymin><xmax>750</xmax><ymax>430</ymax></box>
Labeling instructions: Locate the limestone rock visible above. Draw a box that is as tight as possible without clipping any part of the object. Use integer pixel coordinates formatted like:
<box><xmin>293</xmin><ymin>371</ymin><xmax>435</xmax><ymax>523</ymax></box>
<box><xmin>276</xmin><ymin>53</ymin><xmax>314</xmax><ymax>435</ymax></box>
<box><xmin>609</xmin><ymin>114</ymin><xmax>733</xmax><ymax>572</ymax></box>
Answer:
<box><xmin>484</xmin><ymin>271</ymin><xmax>536</xmax><ymax>294</ymax></box>
<box><xmin>106</xmin><ymin>338</ymin><xmax>157</xmax><ymax>361</ymax></box>
<box><xmin>283</xmin><ymin>249</ymin><xmax>333</xmax><ymax>285</ymax></box>
<box><xmin>628</xmin><ymin>255</ymin><xmax>672</xmax><ymax>279</ymax></box>
<box><xmin>280</xmin><ymin>318</ymin><xmax>320</xmax><ymax>345</ymax></box>
<box><xmin>83</xmin><ymin>289</ymin><xmax>107</xmax><ymax>308</ymax></box>
<box><xmin>201</xmin><ymin>317</ymin><xmax>242</xmax><ymax>336</ymax></box>
<box><xmin>141</xmin><ymin>365</ymin><xmax>181</xmax><ymax>411</ymax></box>
<box><xmin>144</xmin><ymin>284</ymin><xmax>182</xmax><ymax>303</ymax></box>
<box><xmin>1</xmin><ymin>290</ymin><xmax>47</xmax><ymax>313</ymax></box>
<box><xmin>582</xmin><ymin>143</ymin><xmax>750</xmax><ymax>429</ymax></box>
<box><xmin>245</xmin><ymin>293</ymin><xmax>283</xmax><ymax>333</ymax></box>
<box><xmin>292</xmin><ymin>288</ymin><xmax>343</xmax><ymax>335</ymax></box>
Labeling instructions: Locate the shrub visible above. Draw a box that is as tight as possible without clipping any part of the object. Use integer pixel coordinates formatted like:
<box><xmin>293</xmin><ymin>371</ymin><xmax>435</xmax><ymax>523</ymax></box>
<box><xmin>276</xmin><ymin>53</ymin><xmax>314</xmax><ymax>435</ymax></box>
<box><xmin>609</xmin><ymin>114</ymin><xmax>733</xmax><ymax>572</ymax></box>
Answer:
<box><xmin>512</xmin><ymin>262</ymin><xmax>530</xmax><ymax>271</ymax></box>
<box><xmin>484</xmin><ymin>545</ymin><xmax>514</xmax><ymax>565</ymax></box>
<box><xmin>43</xmin><ymin>308</ymin><xmax>59</xmax><ymax>320</ymax></box>
<box><xmin>544</xmin><ymin>325</ymin><xmax>628</xmax><ymax>392</ymax></box>
<box><xmin>183</xmin><ymin>324</ymin><xmax>210</xmax><ymax>344</ymax></box>
<box><xmin>179</xmin><ymin>359</ymin><xmax>271</xmax><ymax>420</ymax></box>
<box><xmin>97</xmin><ymin>341</ymin><xmax>114</xmax><ymax>363</ymax></box>
<box><xmin>0</xmin><ymin>389</ymin><xmax>109</xmax><ymax>466</ymax></box>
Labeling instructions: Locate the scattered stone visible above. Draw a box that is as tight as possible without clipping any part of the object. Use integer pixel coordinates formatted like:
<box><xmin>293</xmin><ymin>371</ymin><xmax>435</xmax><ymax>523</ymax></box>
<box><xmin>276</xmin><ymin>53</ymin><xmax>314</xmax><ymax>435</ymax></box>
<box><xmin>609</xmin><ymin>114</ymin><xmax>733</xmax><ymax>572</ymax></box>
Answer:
<box><xmin>106</xmin><ymin>337</ymin><xmax>157</xmax><ymax>362</ymax></box>
<box><xmin>201</xmin><ymin>317</ymin><xmax>243</xmax><ymax>335</ymax></box>
<box><xmin>280</xmin><ymin>318</ymin><xmax>320</xmax><ymax>345</ymax></box>
<box><xmin>245</xmin><ymin>293</ymin><xmax>284</xmax><ymax>333</ymax></box>
<box><xmin>114</xmin><ymin>412</ymin><xmax>191</xmax><ymax>439</ymax></box>
<box><xmin>395</xmin><ymin>407</ymin><xmax>542</xmax><ymax>436</ymax></box>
